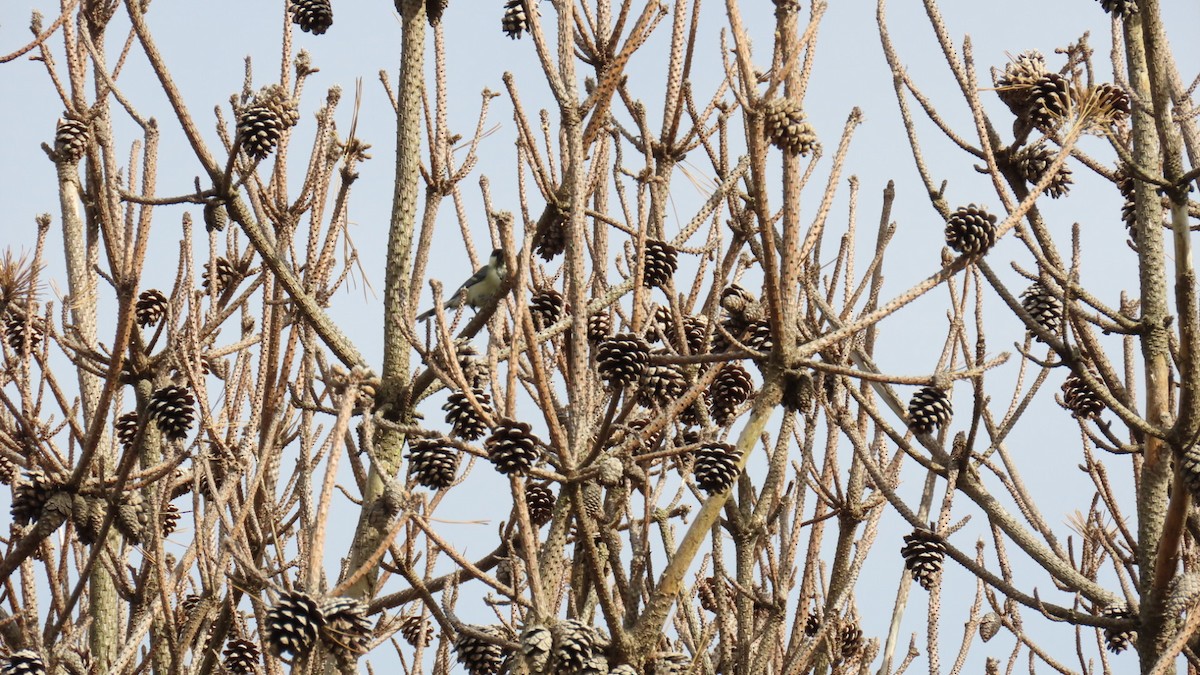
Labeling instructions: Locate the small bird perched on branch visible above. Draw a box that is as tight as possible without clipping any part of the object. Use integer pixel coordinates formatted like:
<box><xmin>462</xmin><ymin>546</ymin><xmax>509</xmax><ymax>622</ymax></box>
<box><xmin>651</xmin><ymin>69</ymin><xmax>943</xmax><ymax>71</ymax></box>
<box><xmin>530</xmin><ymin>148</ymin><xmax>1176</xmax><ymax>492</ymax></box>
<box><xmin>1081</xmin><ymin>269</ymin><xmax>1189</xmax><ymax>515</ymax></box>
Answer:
<box><xmin>416</xmin><ymin>248</ymin><xmax>507</xmax><ymax>322</ymax></box>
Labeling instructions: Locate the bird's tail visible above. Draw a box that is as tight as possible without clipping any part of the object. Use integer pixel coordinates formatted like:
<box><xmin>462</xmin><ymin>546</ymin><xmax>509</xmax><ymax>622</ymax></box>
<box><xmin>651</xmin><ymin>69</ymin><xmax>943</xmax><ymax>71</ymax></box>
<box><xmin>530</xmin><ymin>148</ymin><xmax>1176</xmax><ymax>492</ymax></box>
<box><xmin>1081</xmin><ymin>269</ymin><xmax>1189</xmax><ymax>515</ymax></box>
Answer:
<box><xmin>415</xmin><ymin>308</ymin><xmax>435</xmax><ymax>322</ymax></box>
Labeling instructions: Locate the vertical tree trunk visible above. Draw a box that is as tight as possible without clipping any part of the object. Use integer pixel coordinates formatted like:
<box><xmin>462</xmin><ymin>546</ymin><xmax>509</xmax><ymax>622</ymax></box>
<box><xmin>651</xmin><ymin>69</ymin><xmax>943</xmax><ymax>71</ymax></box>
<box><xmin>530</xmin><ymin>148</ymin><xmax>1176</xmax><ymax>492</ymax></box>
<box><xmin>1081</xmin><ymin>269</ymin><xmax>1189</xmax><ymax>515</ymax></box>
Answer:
<box><xmin>341</xmin><ymin>0</ymin><xmax>425</xmax><ymax>600</ymax></box>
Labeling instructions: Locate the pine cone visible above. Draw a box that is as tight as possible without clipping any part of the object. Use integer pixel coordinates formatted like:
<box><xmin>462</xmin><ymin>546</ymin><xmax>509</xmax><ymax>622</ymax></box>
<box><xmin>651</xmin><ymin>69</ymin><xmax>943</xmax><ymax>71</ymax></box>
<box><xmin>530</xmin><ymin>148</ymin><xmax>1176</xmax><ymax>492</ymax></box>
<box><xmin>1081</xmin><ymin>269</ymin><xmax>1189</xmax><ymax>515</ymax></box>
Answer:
<box><xmin>637</xmin><ymin>361</ymin><xmax>687</xmax><ymax>409</ymax></box>
<box><xmin>1116</xmin><ymin>167</ymin><xmax>1138</xmax><ymax>237</ymax></box>
<box><xmin>804</xmin><ymin>611</ymin><xmax>821</xmax><ymax>636</ymax></box>
<box><xmin>399</xmin><ymin>614</ymin><xmax>435</xmax><ymax>647</ymax></box>
<box><xmin>715</xmin><ymin>286</ymin><xmax>757</xmax><ymax>352</ymax></box>
<box><xmin>1020</xmin><ymin>282</ymin><xmax>1063</xmax><ymax>336</ymax></box>
<box><xmin>12</xmin><ymin>469</ymin><xmax>57</xmax><ymax>526</ymax></box>
<box><xmin>485</xmin><ymin>419</ymin><xmax>541</xmax><ymax>475</ymax></box>
<box><xmin>265</xmin><ymin>591</ymin><xmax>325</xmax><ymax>660</ymax></box>
<box><xmin>839</xmin><ymin>621</ymin><xmax>863</xmax><ymax>658</ymax></box>
<box><xmin>1113</xmin><ymin>164</ymin><xmax>1161</xmax><ymax>242</ymax></box>
<box><xmin>196</xmin><ymin>445</ymin><xmax>236</xmax><ymax>499</ymax></box>
<box><xmin>525</xmin><ymin>483</ymin><xmax>555</xmax><ymax>526</ymax></box>
<box><xmin>720</xmin><ymin>284</ymin><xmax>756</xmax><ymax>319</ymax></box>
<box><xmin>697</xmin><ymin>576</ymin><xmax>733</xmax><ymax>612</ymax></box>
<box><xmin>1027</xmin><ymin>72</ymin><xmax>1072</xmax><ymax>130</ymax></box>
<box><xmin>147</xmin><ymin>385</ymin><xmax>195</xmax><ymax>441</ymax></box>
<box><xmin>1015</xmin><ymin>142</ymin><xmax>1073</xmax><ymax>198</ymax></box>
<box><xmin>709</xmin><ymin>362</ymin><xmax>754</xmax><ymax>426</ymax></box>
<box><xmin>1101</xmin><ymin>604</ymin><xmax>1136</xmax><ymax>654</ymax></box>
<box><xmin>290</xmin><ymin>0</ymin><xmax>333</xmax><ymax>34</ymax></box>
<box><xmin>743</xmin><ymin>318</ymin><xmax>773</xmax><ymax>357</ymax></box>
<box><xmin>453</xmin><ymin>342</ymin><xmax>487</xmax><ymax>389</ymax></box>
<box><xmin>762</xmin><ymin>97</ymin><xmax>818</xmax><ymax>156</ymax></box>
<box><xmin>553</xmin><ymin>619</ymin><xmax>599</xmax><ymax>672</ymax></box>
<box><xmin>979</xmin><ymin>612</ymin><xmax>1001</xmax><ymax>642</ymax></box>
<box><xmin>711</xmin><ymin>319</ymin><xmax>742</xmax><ymax>354</ymax></box>
<box><xmin>1088</xmin><ymin>82</ymin><xmax>1130</xmax><ymax>124</ymax></box>
<box><xmin>203</xmin><ymin>201</ymin><xmax>227</xmax><ymax>232</ymax></box>
<box><xmin>587</xmin><ymin>313</ymin><xmax>612</xmax><ymax>343</ymax></box>
<box><xmin>169</xmin><ymin>468</ymin><xmax>192</xmax><ymax>500</ymax></box>
<box><xmin>615</xmin><ymin>418</ymin><xmax>665</xmax><ymax>458</ymax></box>
<box><xmin>162</xmin><ymin>502</ymin><xmax>181</xmax><ymax>537</ymax></box>
<box><xmin>237</xmin><ymin>104</ymin><xmax>283</xmax><ymax>161</ymax></box>
<box><xmin>70</xmin><ymin>498</ymin><xmax>101</xmax><ymax>547</ymax></box>
<box><xmin>597</xmin><ymin>334</ymin><xmax>650</xmax><ymax>388</ymax></box>
<box><xmin>611</xmin><ymin>666</ymin><xmax>638</xmax><ymax>675</ymax></box>
<box><xmin>319</xmin><ymin>597</ymin><xmax>372</xmax><ymax>665</ymax></box>
<box><xmin>455</xmin><ymin>625</ymin><xmax>506</xmax><ymax>675</ymax></box>
<box><xmin>781</xmin><ymin>369</ymin><xmax>815</xmax><ymax>413</ymax></box>
<box><xmin>665</xmin><ymin>315</ymin><xmax>709</xmax><ymax>355</ymax></box>
<box><xmin>944</xmin><ymin>204</ymin><xmax>997</xmax><ymax>258</ymax></box>
<box><xmin>223</xmin><ymin>637</ymin><xmax>261</xmax><ymax>675</ymax></box>
<box><xmin>501</xmin><ymin>0</ymin><xmax>530</xmax><ymax>39</ymax></box>
<box><xmin>407</xmin><ymin>439</ymin><xmax>460</xmax><ymax>490</ymax></box>
<box><xmin>257</xmin><ymin>84</ymin><xmax>300</xmax><ymax>130</ymax></box>
<box><xmin>520</xmin><ymin>624</ymin><xmax>552</xmax><ymax>672</ymax></box>
<box><xmin>0</xmin><ymin>454</ymin><xmax>14</xmax><ymax>485</ymax></box>
<box><xmin>694</xmin><ymin>442</ymin><xmax>742</xmax><ymax>494</ymax></box>
<box><xmin>444</xmin><ymin>388</ymin><xmax>492</xmax><ymax>441</ymax></box>
<box><xmin>907</xmin><ymin>386</ymin><xmax>952</xmax><ymax>434</ymax></box>
<box><xmin>578</xmin><ymin>654</ymin><xmax>611</xmax><ymax>674</ymax></box>
<box><xmin>1182</xmin><ymin>443</ymin><xmax>1200</xmax><ymax>505</ymax></box>
<box><xmin>26</xmin><ymin>491</ymin><xmax>71</xmax><ymax>542</ymax></box>
<box><xmin>70</xmin><ymin>494</ymin><xmax>104</xmax><ymax>546</ymax></box>
<box><xmin>530</xmin><ymin>288</ymin><xmax>565</xmax><ymax>330</ymax></box>
<box><xmin>54</xmin><ymin>115</ymin><xmax>90</xmax><ymax>164</ymax></box>
<box><xmin>642</xmin><ymin>239</ymin><xmax>679</xmax><ymax>289</ymax></box>
<box><xmin>115</xmin><ymin>489</ymin><xmax>148</xmax><ymax>544</ymax></box>
<box><xmin>427</xmin><ymin>0</ymin><xmax>449</xmax><ymax>24</ymax></box>
<box><xmin>679</xmin><ymin>400</ymin><xmax>706</xmax><ymax>428</ymax></box>
<box><xmin>136</xmin><ymin>289</ymin><xmax>169</xmax><ymax>328</ymax></box>
<box><xmin>2</xmin><ymin>650</ymin><xmax>47</xmax><ymax>675</ymax></box>
<box><xmin>533</xmin><ymin>205</ymin><xmax>567</xmax><ymax>260</ymax></box>
<box><xmin>901</xmin><ymin>527</ymin><xmax>946</xmax><ymax>590</ymax></box>
<box><xmin>1164</xmin><ymin>573</ymin><xmax>1200</xmax><ymax>618</ymax></box>
<box><xmin>581</xmin><ymin>481</ymin><xmax>604</xmax><ymax>520</ymax></box>
<box><xmin>4</xmin><ymin>310</ymin><xmax>44</xmax><ymax>356</ymax></box>
<box><xmin>594</xmin><ymin>453</ymin><xmax>623</xmax><ymax>487</ymax></box>
<box><xmin>1061</xmin><ymin>373</ymin><xmax>1104</xmax><ymax>419</ymax></box>
<box><xmin>649</xmin><ymin>305</ymin><xmax>673</xmax><ymax>343</ymax></box>
<box><xmin>180</xmin><ymin>593</ymin><xmax>204</xmax><ymax>616</ymax></box>
<box><xmin>1097</xmin><ymin>0</ymin><xmax>1137</xmax><ymax>17</ymax></box>
<box><xmin>995</xmin><ymin>50</ymin><xmax>1047</xmax><ymax>115</ymax></box>
<box><xmin>201</xmin><ymin>257</ymin><xmax>241</xmax><ymax>294</ymax></box>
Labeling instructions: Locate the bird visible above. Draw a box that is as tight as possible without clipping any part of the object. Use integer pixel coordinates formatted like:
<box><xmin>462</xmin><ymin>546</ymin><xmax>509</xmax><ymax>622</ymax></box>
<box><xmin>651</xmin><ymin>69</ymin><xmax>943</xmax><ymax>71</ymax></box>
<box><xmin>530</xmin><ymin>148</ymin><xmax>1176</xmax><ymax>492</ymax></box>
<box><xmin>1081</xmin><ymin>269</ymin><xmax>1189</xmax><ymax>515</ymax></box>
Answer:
<box><xmin>416</xmin><ymin>248</ymin><xmax>508</xmax><ymax>322</ymax></box>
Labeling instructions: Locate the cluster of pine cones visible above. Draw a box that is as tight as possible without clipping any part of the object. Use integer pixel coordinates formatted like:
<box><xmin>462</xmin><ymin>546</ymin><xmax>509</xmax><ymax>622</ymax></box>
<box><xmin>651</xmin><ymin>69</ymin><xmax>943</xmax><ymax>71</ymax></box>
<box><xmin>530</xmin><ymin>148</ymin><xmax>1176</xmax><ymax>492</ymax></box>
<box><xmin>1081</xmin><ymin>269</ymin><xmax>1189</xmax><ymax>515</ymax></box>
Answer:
<box><xmin>454</xmin><ymin>619</ymin><xmax>694</xmax><ymax>674</ymax></box>
<box><xmin>400</xmin><ymin>239</ymin><xmax>817</xmax><ymax>671</ymax></box>
<box><xmin>408</xmin><ymin>241</ymin><xmax>823</xmax><ymax>510</ymax></box>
